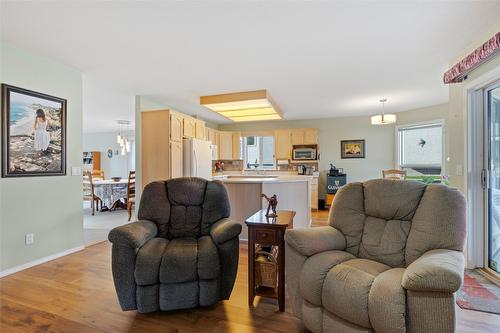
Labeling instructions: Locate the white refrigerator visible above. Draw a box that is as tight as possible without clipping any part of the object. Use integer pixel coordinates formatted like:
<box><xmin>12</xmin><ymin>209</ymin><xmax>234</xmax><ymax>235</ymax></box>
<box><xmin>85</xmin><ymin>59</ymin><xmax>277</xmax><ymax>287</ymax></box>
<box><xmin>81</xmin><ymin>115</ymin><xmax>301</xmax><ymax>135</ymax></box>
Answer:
<box><xmin>183</xmin><ymin>138</ymin><xmax>214</xmax><ymax>179</ymax></box>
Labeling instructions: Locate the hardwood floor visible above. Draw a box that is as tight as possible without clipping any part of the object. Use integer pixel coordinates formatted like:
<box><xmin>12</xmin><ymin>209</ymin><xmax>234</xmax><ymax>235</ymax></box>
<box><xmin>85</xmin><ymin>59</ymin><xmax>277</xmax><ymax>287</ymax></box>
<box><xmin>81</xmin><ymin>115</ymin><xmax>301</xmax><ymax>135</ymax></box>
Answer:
<box><xmin>1</xmin><ymin>211</ymin><xmax>499</xmax><ymax>333</ymax></box>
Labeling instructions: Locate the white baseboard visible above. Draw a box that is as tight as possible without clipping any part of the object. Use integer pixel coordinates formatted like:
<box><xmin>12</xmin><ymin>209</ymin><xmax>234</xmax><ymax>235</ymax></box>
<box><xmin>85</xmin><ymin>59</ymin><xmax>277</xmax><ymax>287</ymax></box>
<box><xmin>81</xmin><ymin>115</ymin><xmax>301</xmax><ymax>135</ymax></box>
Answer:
<box><xmin>0</xmin><ymin>245</ymin><xmax>85</xmax><ymax>278</ymax></box>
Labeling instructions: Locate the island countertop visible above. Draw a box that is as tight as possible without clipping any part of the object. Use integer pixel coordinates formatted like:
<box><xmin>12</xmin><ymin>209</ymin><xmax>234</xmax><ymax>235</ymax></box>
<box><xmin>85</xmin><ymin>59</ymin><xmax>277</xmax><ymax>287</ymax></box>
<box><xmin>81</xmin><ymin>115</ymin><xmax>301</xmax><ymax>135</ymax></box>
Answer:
<box><xmin>214</xmin><ymin>174</ymin><xmax>312</xmax><ymax>240</ymax></box>
<box><xmin>212</xmin><ymin>174</ymin><xmax>313</xmax><ymax>183</ymax></box>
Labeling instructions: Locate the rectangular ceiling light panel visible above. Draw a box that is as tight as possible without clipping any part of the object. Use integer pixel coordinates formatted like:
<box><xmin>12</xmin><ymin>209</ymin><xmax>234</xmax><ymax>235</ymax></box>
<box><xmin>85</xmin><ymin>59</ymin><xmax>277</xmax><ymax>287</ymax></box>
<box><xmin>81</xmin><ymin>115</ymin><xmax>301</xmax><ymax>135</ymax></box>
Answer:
<box><xmin>200</xmin><ymin>90</ymin><xmax>282</xmax><ymax>122</ymax></box>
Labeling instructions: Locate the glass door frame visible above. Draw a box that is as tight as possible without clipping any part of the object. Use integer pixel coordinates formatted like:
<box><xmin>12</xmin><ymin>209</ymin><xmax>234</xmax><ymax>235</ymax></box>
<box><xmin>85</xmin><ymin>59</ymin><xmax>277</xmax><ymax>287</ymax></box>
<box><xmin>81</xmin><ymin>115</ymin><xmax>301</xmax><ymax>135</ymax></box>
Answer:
<box><xmin>465</xmin><ymin>65</ymin><xmax>500</xmax><ymax>272</ymax></box>
<box><xmin>484</xmin><ymin>80</ymin><xmax>500</xmax><ymax>275</ymax></box>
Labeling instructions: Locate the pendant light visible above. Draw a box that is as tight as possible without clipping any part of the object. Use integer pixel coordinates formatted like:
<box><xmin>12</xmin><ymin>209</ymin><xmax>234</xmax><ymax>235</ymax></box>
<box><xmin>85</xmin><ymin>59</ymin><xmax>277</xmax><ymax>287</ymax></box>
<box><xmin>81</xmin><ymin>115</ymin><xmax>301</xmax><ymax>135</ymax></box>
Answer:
<box><xmin>371</xmin><ymin>98</ymin><xmax>396</xmax><ymax>125</ymax></box>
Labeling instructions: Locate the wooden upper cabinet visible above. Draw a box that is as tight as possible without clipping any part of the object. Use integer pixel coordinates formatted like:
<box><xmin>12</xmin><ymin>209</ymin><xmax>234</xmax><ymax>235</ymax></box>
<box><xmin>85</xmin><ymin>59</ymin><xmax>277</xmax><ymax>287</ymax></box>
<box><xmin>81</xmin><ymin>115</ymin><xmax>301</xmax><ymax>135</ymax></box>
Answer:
<box><xmin>209</xmin><ymin>129</ymin><xmax>217</xmax><ymax>145</ymax></box>
<box><xmin>183</xmin><ymin>117</ymin><xmax>196</xmax><ymax>138</ymax></box>
<box><xmin>291</xmin><ymin>129</ymin><xmax>305</xmax><ymax>146</ymax></box>
<box><xmin>195</xmin><ymin>119</ymin><xmax>205</xmax><ymax>139</ymax></box>
<box><xmin>170</xmin><ymin>140</ymin><xmax>183</xmax><ymax>179</ymax></box>
<box><xmin>274</xmin><ymin>130</ymin><xmax>291</xmax><ymax>159</ymax></box>
<box><xmin>141</xmin><ymin>110</ymin><xmax>171</xmax><ymax>188</ymax></box>
<box><xmin>304</xmin><ymin>128</ymin><xmax>318</xmax><ymax>144</ymax></box>
<box><xmin>232</xmin><ymin>132</ymin><xmax>241</xmax><ymax>159</ymax></box>
<box><xmin>170</xmin><ymin>112</ymin><xmax>184</xmax><ymax>142</ymax></box>
<box><xmin>290</xmin><ymin>128</ymin><xmax>318</xmax><ymax>145</ymax></box>
<box><xmin>218</xmin><ymin>131</ymin><xmax>233</xmax><ymax>160</ymax></box>
<box><xmin>204</xmin><ymin>127</ymin><xmax>210</xmax><ymax>141</ymax></box>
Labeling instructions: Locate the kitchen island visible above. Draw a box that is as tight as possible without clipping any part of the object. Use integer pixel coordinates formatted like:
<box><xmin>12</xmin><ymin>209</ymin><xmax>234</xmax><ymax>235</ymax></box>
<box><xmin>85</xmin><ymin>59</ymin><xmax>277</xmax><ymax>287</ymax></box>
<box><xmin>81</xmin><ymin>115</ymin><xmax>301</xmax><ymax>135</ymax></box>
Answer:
<box><xmin>213</xmin><ymin>175</ymin><xmax>312</xmax><ymax>240</ymax></box>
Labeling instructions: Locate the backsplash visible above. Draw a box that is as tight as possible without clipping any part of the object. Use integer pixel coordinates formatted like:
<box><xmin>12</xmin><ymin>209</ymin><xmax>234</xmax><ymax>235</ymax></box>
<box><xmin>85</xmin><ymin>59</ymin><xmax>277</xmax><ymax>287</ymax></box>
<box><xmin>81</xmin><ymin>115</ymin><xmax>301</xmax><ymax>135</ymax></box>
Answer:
<box><xmin>212</xmin><ymin>160</ymin><xmax>243</xmax><ymax>171</ymax></box>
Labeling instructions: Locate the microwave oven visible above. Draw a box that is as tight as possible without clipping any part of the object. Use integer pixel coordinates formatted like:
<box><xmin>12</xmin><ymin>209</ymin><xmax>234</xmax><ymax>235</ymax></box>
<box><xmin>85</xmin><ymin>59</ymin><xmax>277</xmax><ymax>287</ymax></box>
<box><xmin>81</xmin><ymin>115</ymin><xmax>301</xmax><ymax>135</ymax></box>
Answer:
<box><xmin>292</xmin><ymin>147</ymin><xmax>317</xmax><ymax>160</ymax></box>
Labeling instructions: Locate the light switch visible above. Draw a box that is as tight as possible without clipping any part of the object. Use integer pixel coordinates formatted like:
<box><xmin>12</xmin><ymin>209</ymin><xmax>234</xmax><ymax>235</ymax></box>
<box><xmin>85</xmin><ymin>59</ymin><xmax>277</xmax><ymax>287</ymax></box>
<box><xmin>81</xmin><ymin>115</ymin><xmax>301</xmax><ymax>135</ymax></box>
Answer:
<box><xmin>72</xmin><ymin>166</ymin><xmax>82</xmax><ymax>176</ymax></box>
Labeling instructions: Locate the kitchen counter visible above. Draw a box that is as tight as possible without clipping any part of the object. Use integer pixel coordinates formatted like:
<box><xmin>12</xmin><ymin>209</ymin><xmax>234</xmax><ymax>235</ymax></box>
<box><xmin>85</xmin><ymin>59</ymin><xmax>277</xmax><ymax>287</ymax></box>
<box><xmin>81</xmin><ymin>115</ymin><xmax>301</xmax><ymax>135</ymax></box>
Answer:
<box><xmin>212</xmin><ymin>174</ymin><xmax>313</xmax><ymax>183</ymax></box>
<box><xmin>215</xmin><ymin>174</ymin><xmax>312</xmax><ymax>240</ymax></box>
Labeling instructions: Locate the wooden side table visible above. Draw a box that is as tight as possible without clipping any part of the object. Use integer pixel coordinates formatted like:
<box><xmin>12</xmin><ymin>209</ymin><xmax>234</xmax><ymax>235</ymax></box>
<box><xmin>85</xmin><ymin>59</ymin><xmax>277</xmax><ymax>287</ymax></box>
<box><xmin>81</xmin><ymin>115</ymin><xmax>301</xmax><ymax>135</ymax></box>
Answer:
<box><xmin>245</xmin><ymin>209</ymin><xmax>295</xmax><ymax>312</ymax></box>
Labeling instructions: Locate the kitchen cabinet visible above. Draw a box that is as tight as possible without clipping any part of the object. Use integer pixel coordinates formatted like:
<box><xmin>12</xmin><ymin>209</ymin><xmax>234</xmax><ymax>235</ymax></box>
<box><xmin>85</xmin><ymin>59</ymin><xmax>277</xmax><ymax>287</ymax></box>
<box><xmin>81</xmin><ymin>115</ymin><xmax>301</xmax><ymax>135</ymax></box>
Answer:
<box><xmin>170</xmin><ymin>140</ymin><xmax>183</xmax><ymax>178</ymax></box>
<box><xmin>195</xmin><ymin>119</ymin><xmax>205</xmax><ymax>139</ymax></box>
<box><xmin>183</xmin><ymin>117</ymin><xmax>196</xmax><ymax>138</ymax></box>
<box><xmin>304</xmin><ymin>128</ymin><xmax>319</xmax><ymax>144</ymax></box>
<box><xmin>274</xmin><ymin>130</ymin><xmax>292</xmax><ymax>159</ymax></box>
<box><xmin>210</xmin><ymin>129</ymin><xmax>218</xmax><ymax>145</ymax></box>
<box><xmin>219</xmin><ymin>131</ymin><xmax>233</xmax><ymax>160</ymax></box>
<box><xmin>291</xmin><ymin>129</ymin><xmax>305</xmax><ymax>146</ymax></box>
<box><xmin>232</xmin><ymin>132</ymin><xmax>241</xmax><ymax>159</ymax></box>
<box><xmin>141</xmin><ymin>110</ymin><xmax>172</xmax><ymax>188</ymax></box>
<box><xmin>170</xmin><ymin>112</ymin><xmax>184</xmax><ymax>142</ymax></box>
<box><xmin>310</xmin><ymin>177</ymin><xmax>319</xmax><ymax>210</ymax></box>
<box><xmin>205</xmin><ymin>127</ymin><xmax>217</xmax><ymax>145</ymax></box>
<box><xmin>291</xmin><ymin>128</ymin><xmax>318</xmax><ymax>145</ymax></box>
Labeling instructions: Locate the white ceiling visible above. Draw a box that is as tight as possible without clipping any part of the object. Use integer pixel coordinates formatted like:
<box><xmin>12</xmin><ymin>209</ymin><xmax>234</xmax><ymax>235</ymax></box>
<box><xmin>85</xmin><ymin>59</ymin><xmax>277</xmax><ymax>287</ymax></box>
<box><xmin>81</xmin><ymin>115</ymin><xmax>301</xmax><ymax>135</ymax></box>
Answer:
<box><xmin>2</xmin><ymin>1</ymin><xmax>499</xmax><ymax>132</ymax></box>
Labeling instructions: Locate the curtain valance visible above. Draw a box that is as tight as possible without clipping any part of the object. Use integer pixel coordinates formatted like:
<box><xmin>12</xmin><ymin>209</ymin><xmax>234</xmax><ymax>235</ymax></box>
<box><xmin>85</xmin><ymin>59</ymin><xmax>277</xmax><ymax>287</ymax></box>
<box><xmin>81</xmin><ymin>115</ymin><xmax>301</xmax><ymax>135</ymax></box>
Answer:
<box><xmin>443</xmin><ymin>32</ymin><xmax>500</xmax><ymax>84</ymax></box>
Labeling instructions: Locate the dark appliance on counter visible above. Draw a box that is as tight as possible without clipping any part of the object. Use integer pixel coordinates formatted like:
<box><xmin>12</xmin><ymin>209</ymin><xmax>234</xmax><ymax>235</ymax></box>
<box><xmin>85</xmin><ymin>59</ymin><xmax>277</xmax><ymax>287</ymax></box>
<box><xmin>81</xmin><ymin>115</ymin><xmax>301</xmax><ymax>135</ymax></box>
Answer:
<box><xmin>328</xmin><ymin>164</ymin><xmax>344</xmax><ymax>176</ymax></box>
<box><xmin>327</xmin><ymin>164</ymin><xmax>346</xmax><ymax>194</ymax></box>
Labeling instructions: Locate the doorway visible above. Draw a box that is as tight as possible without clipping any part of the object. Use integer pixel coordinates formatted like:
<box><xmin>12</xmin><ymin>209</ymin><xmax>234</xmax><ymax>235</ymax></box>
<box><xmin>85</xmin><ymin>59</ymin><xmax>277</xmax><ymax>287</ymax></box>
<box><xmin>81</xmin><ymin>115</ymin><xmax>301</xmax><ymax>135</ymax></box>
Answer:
<box><xmin>485</xmin><ymin>82</ymin><xmax>500</xmax><ymax>273</ymax></box>
<box><xmin>467</xmin><ymin>73</ymin><xmax>500</xmax><ymax>277</ymax></box>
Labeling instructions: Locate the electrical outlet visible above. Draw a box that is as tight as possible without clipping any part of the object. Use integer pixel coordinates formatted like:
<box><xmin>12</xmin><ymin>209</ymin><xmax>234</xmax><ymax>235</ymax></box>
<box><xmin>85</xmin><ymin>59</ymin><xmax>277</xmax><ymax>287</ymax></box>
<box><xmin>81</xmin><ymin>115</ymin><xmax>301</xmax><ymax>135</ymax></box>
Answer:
<box><xmin>25</xmin><ymin>233</ymin><xmax>34</xmax><ymax>245</ymax></box>
<box><xmin>71</xmin><ymin>166</ymin><xmax>82</xmax><ymax>176</ymax></box>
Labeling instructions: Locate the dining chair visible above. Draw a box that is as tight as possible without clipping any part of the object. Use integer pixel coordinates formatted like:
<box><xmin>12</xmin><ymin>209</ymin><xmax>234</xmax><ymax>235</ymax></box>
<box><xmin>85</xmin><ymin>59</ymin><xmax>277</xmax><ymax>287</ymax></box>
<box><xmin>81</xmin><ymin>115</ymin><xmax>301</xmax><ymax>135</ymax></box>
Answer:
<box><xmin>382</xmin><ymin>169</ymin><xmax>407</xmax><ymax>180</ymax></box>
<box><xmin>126</xmin><ymin>171</ymin><xmax>136</xmax><ymax>221</ymax></box>
<box><xmin>83</xmin><ymin>171</ymin><xmax>102</xmax><ymax>215</ymax></box>
<box><xmin>92</xmin><ymin>169</ymin><xmax>105</xmax><ymax>180</ymax></box>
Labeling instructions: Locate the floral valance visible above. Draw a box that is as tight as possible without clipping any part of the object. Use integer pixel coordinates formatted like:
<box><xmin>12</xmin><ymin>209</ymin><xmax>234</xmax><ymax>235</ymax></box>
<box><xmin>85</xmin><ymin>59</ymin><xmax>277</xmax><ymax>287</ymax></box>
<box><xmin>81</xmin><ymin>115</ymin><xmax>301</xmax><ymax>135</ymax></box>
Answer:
<box><xmin>443</xmin><ymin>32</ymin><xmax>500</xmax><ymax>84</ymax></box>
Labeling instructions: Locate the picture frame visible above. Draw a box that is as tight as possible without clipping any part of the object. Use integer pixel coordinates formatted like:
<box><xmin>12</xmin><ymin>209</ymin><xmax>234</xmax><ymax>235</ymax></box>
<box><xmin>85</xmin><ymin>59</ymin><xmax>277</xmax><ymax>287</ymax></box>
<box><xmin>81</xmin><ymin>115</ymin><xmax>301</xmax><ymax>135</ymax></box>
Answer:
<box><xmin>341</xmin><ymin>139</ymin><xmax>365</xmax><ymax>159</ymax></box>
<box><xmin>1</xmin><ymin>84</ymin><xmax>67</xmax><ymax>177</ymax></box>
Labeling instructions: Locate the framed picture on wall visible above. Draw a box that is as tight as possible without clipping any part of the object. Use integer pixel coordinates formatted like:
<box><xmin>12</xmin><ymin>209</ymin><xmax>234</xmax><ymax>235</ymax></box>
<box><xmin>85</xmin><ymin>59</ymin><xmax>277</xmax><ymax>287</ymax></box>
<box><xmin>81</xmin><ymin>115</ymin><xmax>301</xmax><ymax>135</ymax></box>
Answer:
<box><xmin>1</xmin><ymin>84</ymin><xmax>67</xmax><ymax>177</ymax></box>
<box><xmin>341</xmin><ymin>139</ymin><xmax>365</xmax><ymax>159</ymax></box>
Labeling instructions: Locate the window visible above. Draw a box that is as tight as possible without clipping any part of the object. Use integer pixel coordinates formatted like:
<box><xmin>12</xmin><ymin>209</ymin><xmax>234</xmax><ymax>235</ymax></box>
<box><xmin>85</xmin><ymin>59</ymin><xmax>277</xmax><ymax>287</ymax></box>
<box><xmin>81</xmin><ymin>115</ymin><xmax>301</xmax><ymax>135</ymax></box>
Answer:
<box><xmin>397</xmin><ymin>122</ymin><xmax>443</xmax><ymax>175</ymax></box>
<box><xmin>242</xmin><ymin>136</ymin><xmax>275</xmax><ymax>169</ymax></box>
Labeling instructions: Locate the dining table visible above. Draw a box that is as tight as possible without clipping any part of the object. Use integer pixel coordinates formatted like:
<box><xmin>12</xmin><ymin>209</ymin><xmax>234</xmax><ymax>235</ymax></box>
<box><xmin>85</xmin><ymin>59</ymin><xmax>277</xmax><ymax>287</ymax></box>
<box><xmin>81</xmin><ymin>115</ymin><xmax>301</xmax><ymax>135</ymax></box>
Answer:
<box><xmin>93</xmin><ymin>178</ymin><xmax>129</xmax><ymax>211</ymax></box>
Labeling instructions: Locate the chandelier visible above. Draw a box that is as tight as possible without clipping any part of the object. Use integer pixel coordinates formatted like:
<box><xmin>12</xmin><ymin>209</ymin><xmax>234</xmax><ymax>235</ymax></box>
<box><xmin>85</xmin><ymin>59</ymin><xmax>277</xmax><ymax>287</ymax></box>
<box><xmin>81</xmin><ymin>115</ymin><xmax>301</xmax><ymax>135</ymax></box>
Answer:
<box><xmin>116</xmin><ymin>120</ymin><xmax>131</xmax><ymax>155</ymax></box>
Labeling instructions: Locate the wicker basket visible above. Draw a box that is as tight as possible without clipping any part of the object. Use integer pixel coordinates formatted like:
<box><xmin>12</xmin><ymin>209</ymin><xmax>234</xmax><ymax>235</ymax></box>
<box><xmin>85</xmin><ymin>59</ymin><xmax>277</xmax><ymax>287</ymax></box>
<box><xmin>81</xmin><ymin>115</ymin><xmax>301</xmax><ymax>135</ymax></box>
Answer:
<box><xmin>255</xmin><ymin>247</ymin><xmax>278</xmax><ymax>289</ymax></box>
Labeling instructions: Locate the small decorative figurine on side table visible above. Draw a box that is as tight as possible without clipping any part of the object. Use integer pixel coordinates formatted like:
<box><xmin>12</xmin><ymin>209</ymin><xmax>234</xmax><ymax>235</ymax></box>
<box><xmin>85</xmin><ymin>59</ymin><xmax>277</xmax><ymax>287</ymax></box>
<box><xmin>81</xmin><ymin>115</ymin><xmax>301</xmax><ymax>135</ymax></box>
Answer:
<box><xmin>261</xmin><ymin>193</ymin><xmax>278</xmax><ymax>217</ymax></box>
<box><xmin>245</xmin><ymin>208</ymin><xmax>295</xmax><ymax>312</ymax></box>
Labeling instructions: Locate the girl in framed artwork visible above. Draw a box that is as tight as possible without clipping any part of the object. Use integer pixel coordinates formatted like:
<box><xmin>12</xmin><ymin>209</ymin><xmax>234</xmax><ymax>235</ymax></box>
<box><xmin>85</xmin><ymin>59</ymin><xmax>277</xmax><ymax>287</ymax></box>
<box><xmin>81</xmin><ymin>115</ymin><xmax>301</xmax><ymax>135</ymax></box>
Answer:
<box><xmin>33</xmin><ymin>109</ymin><xmax>50</xmax><ymax>155</ymax></box>
<box><xmin>2</xmin><ymin>84</ymin><xmax>66</xmax><ymax>177</ymax></box>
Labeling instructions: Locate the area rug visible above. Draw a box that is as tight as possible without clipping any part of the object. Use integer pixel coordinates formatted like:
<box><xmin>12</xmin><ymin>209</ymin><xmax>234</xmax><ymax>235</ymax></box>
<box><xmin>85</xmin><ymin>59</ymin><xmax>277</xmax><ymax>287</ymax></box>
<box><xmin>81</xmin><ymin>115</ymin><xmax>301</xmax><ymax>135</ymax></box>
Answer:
<box><xmin>456</xmin><ymin>269</ymin><xmax>500</xmax><ymax>314</ymax></box>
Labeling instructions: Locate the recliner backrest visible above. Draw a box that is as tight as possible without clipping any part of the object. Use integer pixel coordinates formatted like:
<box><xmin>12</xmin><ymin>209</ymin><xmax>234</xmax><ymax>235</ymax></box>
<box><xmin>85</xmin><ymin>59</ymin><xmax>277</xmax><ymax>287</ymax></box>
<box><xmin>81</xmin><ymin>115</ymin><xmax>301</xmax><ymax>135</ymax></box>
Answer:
<box><xmin>329</xmin><ymin>179</ymin><xmax>466</xmax><ymax>267</ymax></box>
<box><xmin>138</xmin><ymin>177</ymin><xmax>230</xmax><ymax>239</ymax></box>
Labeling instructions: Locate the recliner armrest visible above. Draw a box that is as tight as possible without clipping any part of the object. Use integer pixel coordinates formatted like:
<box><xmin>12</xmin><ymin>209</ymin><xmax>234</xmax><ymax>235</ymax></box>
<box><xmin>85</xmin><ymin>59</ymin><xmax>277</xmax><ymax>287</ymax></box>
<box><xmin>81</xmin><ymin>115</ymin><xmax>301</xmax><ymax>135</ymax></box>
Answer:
<box><xmin>210</xmin><ymin>218</ymin><xmax>242</xmax><ymax>244</ymax></box>
<box><xmin>285</xmin><ymin>226</ymin><xmax>347</xmax><ymax>257</ymax></box>
<box><xmin>402</xmin><ymin>249</ymin><xmax>464</xmax><ymax>293</ymax></box>
<box><xmin>108</xmin><ymin>220</ymin><xmax>158</xmax><ymax>248</ymax></box>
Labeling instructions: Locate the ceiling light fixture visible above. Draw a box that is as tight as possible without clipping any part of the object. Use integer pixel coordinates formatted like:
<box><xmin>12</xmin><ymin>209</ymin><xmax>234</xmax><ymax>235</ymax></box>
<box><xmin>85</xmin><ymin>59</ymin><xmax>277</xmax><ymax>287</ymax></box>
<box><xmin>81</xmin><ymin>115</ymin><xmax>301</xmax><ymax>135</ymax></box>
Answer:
<box><xmin>200</xmin><ymin>90</ymin><xmax>282</xmax><ymax>122</ymax></box>
<box><xmin>116</xmin><ymin>120</ymin><xmax>131</xmax><ymax>155</ymax></box>
<box><xmin>371</xmin><ymin>98</ymin><xmax>396</xmax><ymax>125</ymax></box>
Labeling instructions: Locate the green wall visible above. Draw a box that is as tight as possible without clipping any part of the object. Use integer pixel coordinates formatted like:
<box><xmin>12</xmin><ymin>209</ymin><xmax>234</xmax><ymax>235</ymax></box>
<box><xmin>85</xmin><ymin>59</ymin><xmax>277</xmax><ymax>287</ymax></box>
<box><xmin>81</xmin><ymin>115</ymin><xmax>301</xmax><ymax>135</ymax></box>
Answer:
<box><xmin>0</xmin><ymin>43</ymin><xmax>83</xmax><ymax>272</ymax></box>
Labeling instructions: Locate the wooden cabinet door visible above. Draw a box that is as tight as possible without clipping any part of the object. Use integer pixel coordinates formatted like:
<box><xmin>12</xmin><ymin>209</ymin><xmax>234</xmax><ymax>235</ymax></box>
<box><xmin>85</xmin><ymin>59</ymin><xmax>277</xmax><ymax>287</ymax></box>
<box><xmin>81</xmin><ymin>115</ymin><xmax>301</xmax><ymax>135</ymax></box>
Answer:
<box><xmin>274</xmin><ymin>130</ymin><xmax>291</xmax><ymax>159</ymax></box>
<box><xmin>183</xmin><ymin>117</ymin><xmax>196</xmax><ymax>138</ymax></box>
<box><xmin>170</xmin><ymin>113</ymin><xmax>184</xmax><ymax>142</ymax></box>
<box><xmin>232</xmin><ymin>132</ymin><xmax>241</xmax><ymax>159</ymax></box>
<box><xmin>195</xmin><ymin>119</ymin><xmax>205</xmax><ymax>139</ymax></box>
<box><xmin>170</xmin><ymin>140</ymin><xmax>183</xmax><ymax>178</ymax></box>
<box><xmin>141</xmin><ymin>110</ymin><xmax>170</xmax><ymax>188</ymax></box>
<box><xmin>204</xmin><ymin>127</ymin><xmax>210</xmax><ymax>141</ymax></box>
<box><xmin>207</xmin><ymin>128</ymin><xmax>217</xmax><ymax>145</ymax></box>
<box><xmin>304</xmin><ymin>128</ymin><xmax>319</xmax><ymax>144</ymax></box>
<box><xmin>310</xmin><ymin>178</ymin><xmax>319</xmax><ymax>210</ymax></box>
<box><xmin>291</xmin><ymin>129</ymin><xmax>305</xmax><ymax>146</ymax></box>
<box><xmin>219</xmin><ymin>132</ymin><xmax>233</xmax><ymax>160</ymax></box>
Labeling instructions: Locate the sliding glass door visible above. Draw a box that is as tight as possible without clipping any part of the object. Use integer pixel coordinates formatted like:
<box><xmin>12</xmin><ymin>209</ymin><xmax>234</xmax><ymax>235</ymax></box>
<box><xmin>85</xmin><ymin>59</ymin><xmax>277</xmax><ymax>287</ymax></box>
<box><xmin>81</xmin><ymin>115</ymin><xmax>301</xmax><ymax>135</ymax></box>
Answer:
<box><xmin>486</xmin><ymin>83</ymin><xmax>500</xmax><ymax>273</ymax></box>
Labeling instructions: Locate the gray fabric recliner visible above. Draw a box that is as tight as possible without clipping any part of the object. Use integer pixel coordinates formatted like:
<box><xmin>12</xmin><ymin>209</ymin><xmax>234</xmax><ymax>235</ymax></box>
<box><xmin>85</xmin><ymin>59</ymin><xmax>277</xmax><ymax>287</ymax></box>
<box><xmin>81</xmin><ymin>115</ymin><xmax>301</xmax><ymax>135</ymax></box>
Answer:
<box><xmin>285</xmin><ymin>179</ymin><xmax>466</xmax><ymax>333</ymax></box>
<box><xmin>108</xmin><ymin>177</ymin><xmax>241</xmax><ymax>313</ymax></box>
